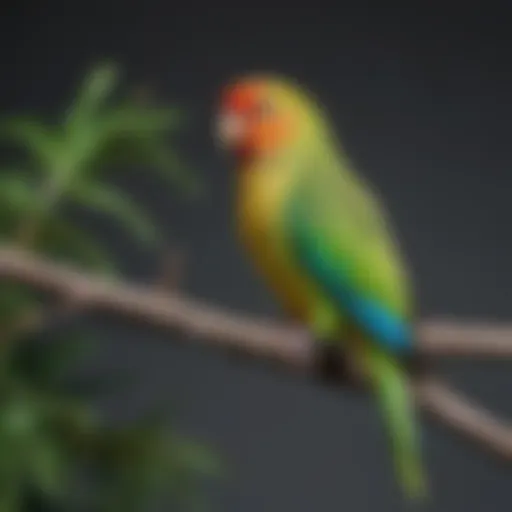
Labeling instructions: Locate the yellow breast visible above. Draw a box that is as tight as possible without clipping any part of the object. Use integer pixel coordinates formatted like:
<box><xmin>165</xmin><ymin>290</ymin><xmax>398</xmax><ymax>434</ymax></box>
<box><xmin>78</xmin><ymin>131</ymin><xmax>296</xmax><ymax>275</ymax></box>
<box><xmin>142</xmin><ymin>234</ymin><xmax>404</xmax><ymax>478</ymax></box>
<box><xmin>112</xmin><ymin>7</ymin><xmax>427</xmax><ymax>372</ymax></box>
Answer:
<box><xmin>235</xmin><ymin>163</ymin><xmax>314</xmax><ymax>321</ymax></box>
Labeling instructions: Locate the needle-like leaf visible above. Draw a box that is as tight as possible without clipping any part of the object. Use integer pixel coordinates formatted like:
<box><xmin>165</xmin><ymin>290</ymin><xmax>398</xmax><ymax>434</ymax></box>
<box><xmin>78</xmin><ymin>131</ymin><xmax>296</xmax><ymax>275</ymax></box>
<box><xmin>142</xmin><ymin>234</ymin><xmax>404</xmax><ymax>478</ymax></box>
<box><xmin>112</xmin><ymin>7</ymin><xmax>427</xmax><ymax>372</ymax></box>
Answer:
<box><xmin>65</xmin><ymin>62</ymin><xmax>120</xmax><ymax>132</ymax></box>
<box><xmin>39</xmin><ymin>218</ymin><xmax>118</xmax><ymax>274</ymax></box>
<box><xmin>0</xmin><ymin>172</ymin><xmax>39</xmax><ymax>208</ymax></box>
<box><xmin>69</xmin><ymin>181</ymin><xmax>161</xmax><ymax>247</ymax></box>
<box><xmin>0</xmin><ymin>118</ymin><xmax>62</xmax><ymax>172</ymax></box>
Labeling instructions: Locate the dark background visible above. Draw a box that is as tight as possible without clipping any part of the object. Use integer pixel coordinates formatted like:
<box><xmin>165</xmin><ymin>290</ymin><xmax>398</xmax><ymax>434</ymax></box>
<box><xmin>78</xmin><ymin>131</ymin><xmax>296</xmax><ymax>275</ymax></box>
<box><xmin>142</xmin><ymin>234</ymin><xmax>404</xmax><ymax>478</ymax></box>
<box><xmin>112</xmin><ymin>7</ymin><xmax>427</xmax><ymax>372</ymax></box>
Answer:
<box><xmin>1</xmin><ymin>3</ymin><xmax>511</xmax><ymax>511</ymax></box>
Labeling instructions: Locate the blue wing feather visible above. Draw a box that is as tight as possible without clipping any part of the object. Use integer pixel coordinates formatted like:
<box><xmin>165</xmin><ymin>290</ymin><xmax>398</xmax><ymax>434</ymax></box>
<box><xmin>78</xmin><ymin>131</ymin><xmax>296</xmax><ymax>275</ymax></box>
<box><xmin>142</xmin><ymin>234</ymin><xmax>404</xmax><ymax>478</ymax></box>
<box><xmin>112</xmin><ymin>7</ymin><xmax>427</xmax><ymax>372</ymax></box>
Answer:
<box><xmin>291</xmin><ymin>231</ymin><xmax>412</xmax><ymax>353</ymax></box>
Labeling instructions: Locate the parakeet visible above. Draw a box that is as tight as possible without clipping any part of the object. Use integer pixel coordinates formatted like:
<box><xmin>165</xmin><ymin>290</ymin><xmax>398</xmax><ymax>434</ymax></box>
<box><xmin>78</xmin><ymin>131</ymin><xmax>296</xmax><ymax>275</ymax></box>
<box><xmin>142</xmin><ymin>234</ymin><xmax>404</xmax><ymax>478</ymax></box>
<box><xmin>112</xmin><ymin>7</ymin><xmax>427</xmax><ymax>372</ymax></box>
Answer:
<box><xmin>215</xmin><ymin>74</ymin><xmax>427</xmax><ymax>499</ymax></box>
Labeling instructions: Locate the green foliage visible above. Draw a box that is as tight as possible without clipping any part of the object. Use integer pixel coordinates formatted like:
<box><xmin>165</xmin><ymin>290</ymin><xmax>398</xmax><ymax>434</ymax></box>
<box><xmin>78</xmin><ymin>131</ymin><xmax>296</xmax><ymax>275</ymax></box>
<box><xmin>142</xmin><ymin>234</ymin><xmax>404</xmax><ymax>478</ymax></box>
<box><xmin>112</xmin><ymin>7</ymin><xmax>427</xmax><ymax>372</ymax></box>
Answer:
<box><xmin>87</xmin><ymin>419</ymin><xmax>219</xmax><ymax>511</ymax></box>
<box><xmin>0</xmin><ymin>333</ymin><xmax>220</xmax><ymax>511</ymax></box>
<box><xmin>70</xmin><ymin>182</ymin><xmax>160</xmax><ymax>247</ymax></box>
<box><xmin>0</xmin><ymin>61</ymin><xmax>217</xmax><ymax>511</ymax></box>
<box><xmin>0</xmin><ymin>61</ymin><xmax>201</xmax><ymax>255</ymax></box>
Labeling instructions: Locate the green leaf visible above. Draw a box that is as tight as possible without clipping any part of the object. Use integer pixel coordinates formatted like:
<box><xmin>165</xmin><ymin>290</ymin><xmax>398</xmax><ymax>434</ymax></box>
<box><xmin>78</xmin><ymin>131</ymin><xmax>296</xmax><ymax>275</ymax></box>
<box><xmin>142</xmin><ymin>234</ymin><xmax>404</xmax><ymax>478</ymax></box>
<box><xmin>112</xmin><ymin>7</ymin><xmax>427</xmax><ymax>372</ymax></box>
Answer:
<box><xmin>78</xmin><ymin>102</ymin><xmax>203</xmax><ymax>198</ymax></box>
<box><xmin>62</xmin><ymin>63</ymin><xmax>121</xmax><ymax>175</ymax></box>
<box><xmin>10</xmin><ymin>334</ymin><xmax>95</xmax><ymax>390</ymax></box>
<box><xmin>69</xmin><ymin>182</ymin><xmax>161</xmax><ymax>247</ymax></box>
<box><xmin>28</xmin><ymin>433</ymin><xmax>69</xmax><ymax>499</ymax></box>
<box><xmin>98</xmin><ymin>104</ymin><xmax>183</xmax><ymax>136</ymax></box>
<box><xmin>89</xmin><ymin>423</ymin><xmax>220</xmax><ymax>510</ymax></box>
<box><xmin>92</xmin><ymin>134</ymin><xmax>203</xmax><ymax>199</ymax></box>
<box><xmin>39</xmin><ymin>218</ymin><xmax>118</xmax><ymax>274</ymax></box>
<box><xmin>0</xmin><ymin>479</ymin><xmax>22</xmax><ymax>512</ymax></box>
<box><xmin>0</xmin><ymin>171</ymin><xmax>39</xmax><ymax>208</ymax></box>
<box><xmin>66</xmin><ymin>62</ymin><xmax>120</xmax><ymax>130</ymax></box>
<box><xmin>136</xmin><ymin>138</ymin><xmax>204</xmax><ymax>200</ymax></box>
<box><xmin>86</xmin><ymin>427</ymin><xmax>168</xmax><ymax>507</ymax></box>
<box><xmin>175</xmin><ymin>438</ymin><xmax>222</xmax><ymax>478</ymax></box>
<box><xmin>0</xmin><ymin>282</ymin><xmax>41</xmax><ymax>328</ymax></box>
<box><xmin>0</xmin><ymin>118</ymin><xmax>61</xmax><ymax>171</ymax></box>
<box><xmin>59</xmin><ymin>106</ymin><xmax>184</xmax><ymax>181</ymax></box>
<box><xmin>0</xmin><ymin>172</ymin><xmax>50</xmax><ymax>241</ymax></box>
<box><xmin>47</xmin><ymin>401</ymin><xmax>99</xmax><ymax>450</ymax></box>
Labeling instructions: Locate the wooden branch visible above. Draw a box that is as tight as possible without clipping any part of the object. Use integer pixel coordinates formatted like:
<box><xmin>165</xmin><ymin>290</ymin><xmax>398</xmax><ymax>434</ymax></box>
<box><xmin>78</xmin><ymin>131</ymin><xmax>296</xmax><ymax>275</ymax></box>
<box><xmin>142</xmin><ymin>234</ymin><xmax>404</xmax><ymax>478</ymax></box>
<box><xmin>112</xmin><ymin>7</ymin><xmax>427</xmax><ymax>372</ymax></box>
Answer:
<box><xmin>417</xmin><ymin>319</ymin><xmax>512</xmax><ymax>358</ymax></box>
<box><xmin>416</xmin><ymin>377</ymin><xmax>512</xmax><ymax>460</ymax></box>
<box><xmin>0</xmin><ymin>244</ymin><xmax>511</xmax><ymax>462</ymax></box>
<box><xmin>0</xmin><ymin>245</ymin><xmax>511</xmax><ymax>359</ymax></box>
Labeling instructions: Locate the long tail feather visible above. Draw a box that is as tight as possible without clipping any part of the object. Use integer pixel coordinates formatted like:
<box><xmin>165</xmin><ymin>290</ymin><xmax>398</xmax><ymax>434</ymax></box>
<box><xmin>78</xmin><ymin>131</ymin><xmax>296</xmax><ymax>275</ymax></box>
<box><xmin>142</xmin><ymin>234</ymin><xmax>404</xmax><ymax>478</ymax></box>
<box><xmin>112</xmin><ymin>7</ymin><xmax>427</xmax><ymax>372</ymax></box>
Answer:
<box><xmin>365</xmin><ymin>345</ymin><xmax>428</xmax><ymax>500</ymax></box>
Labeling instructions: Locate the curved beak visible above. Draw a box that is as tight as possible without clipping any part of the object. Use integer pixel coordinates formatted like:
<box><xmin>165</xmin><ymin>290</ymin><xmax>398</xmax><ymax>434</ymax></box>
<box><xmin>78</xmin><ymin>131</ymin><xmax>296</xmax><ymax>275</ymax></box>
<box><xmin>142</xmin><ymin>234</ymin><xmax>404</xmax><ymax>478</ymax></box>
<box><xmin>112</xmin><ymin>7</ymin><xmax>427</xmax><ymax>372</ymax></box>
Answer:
<box><xmin>215</xmin><ymin>112</ymin><xmax>246</xmax><ymax>150</ymax></box>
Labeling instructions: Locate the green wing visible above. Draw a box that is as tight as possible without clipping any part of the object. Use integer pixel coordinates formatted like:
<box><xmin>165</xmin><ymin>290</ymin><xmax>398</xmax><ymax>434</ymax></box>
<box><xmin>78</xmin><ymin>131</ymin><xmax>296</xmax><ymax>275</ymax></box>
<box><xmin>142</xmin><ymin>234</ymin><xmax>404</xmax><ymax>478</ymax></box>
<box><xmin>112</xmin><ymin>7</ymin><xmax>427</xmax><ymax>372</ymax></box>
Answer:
<box><xmin>284</xmin><ymin>163</ymin><xmax>414</xmax><ymax>353</ymax></box>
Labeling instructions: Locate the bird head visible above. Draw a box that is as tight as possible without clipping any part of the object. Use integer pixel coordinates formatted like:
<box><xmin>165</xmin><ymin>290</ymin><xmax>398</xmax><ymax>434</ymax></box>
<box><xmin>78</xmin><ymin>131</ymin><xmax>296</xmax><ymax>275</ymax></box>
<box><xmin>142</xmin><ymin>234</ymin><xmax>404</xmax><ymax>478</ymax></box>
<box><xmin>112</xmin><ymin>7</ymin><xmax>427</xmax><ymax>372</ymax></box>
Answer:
<box><xmin>215</xmin><ymin>74</ymin><xmax>322</xmax><ymax>161</ymax></box>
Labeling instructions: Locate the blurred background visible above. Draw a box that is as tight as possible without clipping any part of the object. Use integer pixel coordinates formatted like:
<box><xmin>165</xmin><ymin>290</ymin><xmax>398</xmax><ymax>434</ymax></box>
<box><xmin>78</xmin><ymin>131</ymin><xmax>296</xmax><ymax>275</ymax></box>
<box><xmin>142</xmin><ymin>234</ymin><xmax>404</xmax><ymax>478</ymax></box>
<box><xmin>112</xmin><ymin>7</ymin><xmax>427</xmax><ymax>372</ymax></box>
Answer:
<box><xmin>0</xmin><ymin>2</ymin><xmax>511</xmax><ymax>511</ymax></box>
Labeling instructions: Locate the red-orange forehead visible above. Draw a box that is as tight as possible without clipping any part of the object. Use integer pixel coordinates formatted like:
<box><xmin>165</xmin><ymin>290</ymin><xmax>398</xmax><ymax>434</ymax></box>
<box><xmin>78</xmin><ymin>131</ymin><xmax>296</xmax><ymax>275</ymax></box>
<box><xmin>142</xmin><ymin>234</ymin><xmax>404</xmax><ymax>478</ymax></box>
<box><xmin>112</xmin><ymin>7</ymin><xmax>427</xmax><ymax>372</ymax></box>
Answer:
<box><xmin>220</xmin><ymin>80</ymin><xmax>266</xmax><ymax>112</ymax></box>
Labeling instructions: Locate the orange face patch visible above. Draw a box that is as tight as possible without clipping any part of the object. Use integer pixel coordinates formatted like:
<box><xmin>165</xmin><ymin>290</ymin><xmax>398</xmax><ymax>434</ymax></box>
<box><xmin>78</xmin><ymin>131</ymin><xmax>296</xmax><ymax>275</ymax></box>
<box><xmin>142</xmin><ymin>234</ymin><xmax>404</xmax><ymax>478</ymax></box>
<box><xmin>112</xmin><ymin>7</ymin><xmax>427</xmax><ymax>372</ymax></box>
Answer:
<box><xmin>218</xmin><ymin>78</ymin><xmax>296</xmax><ymax>158</ymax></box>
